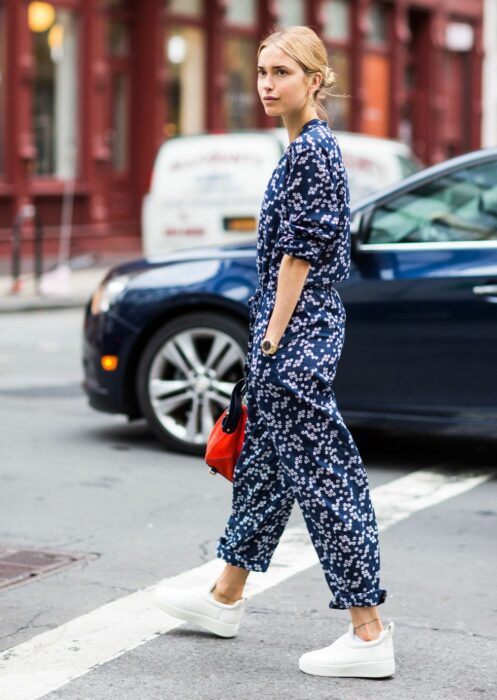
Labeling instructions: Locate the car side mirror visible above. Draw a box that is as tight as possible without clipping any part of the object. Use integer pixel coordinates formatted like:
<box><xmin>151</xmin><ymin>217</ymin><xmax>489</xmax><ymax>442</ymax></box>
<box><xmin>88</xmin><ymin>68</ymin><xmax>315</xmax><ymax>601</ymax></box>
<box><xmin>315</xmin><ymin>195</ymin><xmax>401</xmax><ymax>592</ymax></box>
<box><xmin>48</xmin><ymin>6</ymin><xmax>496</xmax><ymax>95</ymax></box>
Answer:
<box><xmin>351</xmin><ymin>207</ymin><xmax>374</xmax><ymax>251</ymax></box>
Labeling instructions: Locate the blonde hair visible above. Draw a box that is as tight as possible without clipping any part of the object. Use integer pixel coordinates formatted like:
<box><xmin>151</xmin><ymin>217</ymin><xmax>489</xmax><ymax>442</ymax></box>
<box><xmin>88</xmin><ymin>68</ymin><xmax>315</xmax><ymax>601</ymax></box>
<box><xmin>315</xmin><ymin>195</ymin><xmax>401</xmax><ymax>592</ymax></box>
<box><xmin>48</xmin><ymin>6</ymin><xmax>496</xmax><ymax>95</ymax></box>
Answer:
<box><xmin>257</xmin><ymin>25</ymin><xmax>349</xmax><ymax>124</ymax></box>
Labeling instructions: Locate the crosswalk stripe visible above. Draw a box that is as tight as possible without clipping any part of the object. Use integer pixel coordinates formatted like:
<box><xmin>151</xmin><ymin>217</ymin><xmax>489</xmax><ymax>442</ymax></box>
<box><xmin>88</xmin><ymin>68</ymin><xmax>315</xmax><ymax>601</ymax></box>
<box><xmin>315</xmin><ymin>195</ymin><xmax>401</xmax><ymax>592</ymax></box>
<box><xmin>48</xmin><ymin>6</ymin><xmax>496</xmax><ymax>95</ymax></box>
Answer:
<box><xmin>371</xmin><ymin>468</ymin><xmax>490</xmax><ymax>530</ymax></box>
<box><xmin>0</xmin><ymin>468</ymin><xmax>490</xmax><ymax>700</ymax></box>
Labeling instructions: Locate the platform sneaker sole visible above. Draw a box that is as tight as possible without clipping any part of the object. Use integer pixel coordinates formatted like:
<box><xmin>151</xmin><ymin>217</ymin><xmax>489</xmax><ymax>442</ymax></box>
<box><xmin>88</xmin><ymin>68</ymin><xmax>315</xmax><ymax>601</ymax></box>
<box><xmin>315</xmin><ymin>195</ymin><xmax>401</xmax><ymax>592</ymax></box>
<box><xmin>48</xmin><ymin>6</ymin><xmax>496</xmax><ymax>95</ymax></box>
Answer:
<box><xmin>299</xmin><ymin>657</ymin><xmax>395</xmax><ymax>678</ymax></box>
<box><xmin>152</xmin><ymin>590</ymin><xmax>241</xmax><ymax>638</ymax></box>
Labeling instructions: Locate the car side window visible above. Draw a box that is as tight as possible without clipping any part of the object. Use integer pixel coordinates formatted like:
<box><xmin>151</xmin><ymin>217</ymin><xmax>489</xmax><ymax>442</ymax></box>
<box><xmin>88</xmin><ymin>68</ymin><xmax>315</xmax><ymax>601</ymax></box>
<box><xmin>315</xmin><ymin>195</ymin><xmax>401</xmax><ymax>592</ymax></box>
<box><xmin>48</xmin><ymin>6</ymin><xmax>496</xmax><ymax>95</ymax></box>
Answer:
<box><xmin>366</xmin><ymin>159</ymin><xmax>497</xmax><ymax>244</ymax></box>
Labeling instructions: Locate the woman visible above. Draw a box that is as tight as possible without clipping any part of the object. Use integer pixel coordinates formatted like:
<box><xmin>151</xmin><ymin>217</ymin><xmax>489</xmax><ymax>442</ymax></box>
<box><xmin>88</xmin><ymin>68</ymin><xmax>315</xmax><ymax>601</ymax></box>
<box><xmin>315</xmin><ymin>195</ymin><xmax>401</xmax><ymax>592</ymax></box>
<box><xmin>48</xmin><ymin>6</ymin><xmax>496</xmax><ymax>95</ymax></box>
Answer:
<box><xmin>154</xmin><ymin>26</ymin><xmax>395</xmax><ymax>679</ymax></box>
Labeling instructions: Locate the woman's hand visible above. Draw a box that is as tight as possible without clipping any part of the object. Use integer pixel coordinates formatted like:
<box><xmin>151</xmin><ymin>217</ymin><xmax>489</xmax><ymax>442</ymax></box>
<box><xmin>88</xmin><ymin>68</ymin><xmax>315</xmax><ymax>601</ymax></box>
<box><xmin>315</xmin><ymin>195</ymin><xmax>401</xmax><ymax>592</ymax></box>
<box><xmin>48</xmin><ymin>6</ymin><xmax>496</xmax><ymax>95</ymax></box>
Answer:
<box><xmin>263</xmin><ymin>254</ymin><xmax>311</xmax><ymax>348</ymax></box>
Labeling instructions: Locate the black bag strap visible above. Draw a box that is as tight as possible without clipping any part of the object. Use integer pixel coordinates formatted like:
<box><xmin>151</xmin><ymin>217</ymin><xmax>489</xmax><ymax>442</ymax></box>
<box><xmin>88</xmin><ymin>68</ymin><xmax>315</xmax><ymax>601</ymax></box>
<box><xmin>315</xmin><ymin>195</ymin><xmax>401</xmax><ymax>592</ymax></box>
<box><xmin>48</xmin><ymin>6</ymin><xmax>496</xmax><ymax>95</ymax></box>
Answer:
<box><xmin>221</xmin><ymin>377</ymin><xmax>246</xmax><ymax>433</ymax></box>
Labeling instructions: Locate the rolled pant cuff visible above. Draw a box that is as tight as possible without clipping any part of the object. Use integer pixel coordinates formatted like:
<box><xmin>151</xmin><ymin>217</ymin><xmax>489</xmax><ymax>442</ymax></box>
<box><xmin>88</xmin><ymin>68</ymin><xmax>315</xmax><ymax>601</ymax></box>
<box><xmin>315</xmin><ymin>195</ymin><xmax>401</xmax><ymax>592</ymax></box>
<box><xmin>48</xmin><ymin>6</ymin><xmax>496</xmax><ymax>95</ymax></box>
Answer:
<box><xmin>216</xmin><ymin>546</ymin><xmax>269</xmax><ymax>573</ymax></box>
<box><xmin>328</xmin><ymin>587</ymin><xmax>388</xmax><ymax>610</ymax></box>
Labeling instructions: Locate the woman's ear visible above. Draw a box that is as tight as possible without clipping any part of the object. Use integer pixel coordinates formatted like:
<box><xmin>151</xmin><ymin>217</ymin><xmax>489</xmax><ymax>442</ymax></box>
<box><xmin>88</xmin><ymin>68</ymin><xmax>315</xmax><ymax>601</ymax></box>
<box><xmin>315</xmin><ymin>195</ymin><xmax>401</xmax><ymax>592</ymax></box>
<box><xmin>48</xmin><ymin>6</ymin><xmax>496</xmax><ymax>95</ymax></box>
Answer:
<box><xmin>307</xmin><ymin>75</ymin><xmax>317</xmax><ymax>100</ymax></box>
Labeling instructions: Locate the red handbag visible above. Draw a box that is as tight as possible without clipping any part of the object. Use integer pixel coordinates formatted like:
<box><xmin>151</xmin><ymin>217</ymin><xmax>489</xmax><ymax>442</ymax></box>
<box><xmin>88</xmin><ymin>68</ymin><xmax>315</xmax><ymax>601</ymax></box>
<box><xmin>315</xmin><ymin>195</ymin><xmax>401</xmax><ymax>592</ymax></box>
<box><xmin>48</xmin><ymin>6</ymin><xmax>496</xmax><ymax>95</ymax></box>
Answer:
<box><xmin>205</xmin><ymin>378</ymin><xmax>247</xmax><ymax>482</ymax></box>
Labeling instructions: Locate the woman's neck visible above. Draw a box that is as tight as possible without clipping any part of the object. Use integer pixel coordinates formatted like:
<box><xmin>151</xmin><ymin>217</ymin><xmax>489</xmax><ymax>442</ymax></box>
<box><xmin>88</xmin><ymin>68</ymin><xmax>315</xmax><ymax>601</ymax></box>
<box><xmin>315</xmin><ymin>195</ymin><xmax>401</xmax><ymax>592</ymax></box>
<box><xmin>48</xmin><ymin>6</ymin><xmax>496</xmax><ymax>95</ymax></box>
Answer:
<box><xmin>284</xmin><ymin>109</ymin><xmax>320</xmax><ymax>144</ymax></box>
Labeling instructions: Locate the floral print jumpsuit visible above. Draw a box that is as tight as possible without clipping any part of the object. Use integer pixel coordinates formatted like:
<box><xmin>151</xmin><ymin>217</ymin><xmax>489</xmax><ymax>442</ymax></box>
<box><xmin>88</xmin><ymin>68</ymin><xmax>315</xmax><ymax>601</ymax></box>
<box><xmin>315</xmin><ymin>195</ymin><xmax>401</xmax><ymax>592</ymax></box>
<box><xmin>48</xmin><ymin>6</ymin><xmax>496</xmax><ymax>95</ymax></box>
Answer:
<box><xmin>216</xmin><ymin>118</ymin><xmax>387</xmax><ymax>610</ymax></box>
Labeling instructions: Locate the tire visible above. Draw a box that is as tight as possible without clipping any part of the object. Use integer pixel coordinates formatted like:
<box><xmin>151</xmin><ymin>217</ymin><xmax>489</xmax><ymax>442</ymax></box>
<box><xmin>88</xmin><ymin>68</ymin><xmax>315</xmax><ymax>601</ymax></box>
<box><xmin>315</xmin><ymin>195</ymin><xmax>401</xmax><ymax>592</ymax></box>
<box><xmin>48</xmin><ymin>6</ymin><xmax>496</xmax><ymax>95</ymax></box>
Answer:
<box><xmin>136</xmin><ymin>311</ymin><xmax>248</xmax><ymax>455</ymax></box>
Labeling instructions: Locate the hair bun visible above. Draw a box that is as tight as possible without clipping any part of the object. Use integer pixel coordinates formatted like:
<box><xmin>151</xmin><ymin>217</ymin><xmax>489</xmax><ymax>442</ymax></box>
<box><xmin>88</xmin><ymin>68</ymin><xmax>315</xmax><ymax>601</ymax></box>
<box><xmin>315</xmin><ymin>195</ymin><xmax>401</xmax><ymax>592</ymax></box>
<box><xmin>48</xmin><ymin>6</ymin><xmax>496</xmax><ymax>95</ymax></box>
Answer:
<box><xmin>323</xmin><ymin>66</ymin><xmax>335</xmax><ymax>87</ymax></box>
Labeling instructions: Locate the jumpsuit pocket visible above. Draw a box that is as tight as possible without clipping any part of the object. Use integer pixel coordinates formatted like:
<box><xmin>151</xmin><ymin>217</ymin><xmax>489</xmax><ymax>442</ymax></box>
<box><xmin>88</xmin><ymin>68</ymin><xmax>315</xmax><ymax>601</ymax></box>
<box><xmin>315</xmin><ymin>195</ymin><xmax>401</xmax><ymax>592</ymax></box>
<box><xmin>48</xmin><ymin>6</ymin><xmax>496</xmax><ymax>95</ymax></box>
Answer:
<box><xmin>275</xmin><ymin>295</ymin><xmax>311</xmax><ymax>349</ymax></box>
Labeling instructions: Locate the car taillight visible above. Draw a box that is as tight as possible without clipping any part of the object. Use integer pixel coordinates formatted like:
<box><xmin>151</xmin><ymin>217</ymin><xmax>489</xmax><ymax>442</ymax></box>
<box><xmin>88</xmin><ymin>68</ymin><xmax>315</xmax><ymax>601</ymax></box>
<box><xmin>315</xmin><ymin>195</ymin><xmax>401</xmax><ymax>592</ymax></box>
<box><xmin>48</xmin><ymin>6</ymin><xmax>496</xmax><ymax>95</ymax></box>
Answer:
<box><xmin>223</xmin><ymin>216</ymin><xmax>257</xmax><ymax>232</ymax></box>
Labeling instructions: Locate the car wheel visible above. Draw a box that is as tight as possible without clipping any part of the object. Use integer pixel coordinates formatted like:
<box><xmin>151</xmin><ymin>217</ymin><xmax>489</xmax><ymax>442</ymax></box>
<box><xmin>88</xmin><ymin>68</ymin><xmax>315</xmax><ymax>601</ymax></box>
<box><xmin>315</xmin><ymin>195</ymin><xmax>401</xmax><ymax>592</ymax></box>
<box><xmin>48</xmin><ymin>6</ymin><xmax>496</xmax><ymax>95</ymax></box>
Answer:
<box><xmin>136</xmin><ymin>311</ymin><xmax>248</xmax><ymax>455</ymax></box>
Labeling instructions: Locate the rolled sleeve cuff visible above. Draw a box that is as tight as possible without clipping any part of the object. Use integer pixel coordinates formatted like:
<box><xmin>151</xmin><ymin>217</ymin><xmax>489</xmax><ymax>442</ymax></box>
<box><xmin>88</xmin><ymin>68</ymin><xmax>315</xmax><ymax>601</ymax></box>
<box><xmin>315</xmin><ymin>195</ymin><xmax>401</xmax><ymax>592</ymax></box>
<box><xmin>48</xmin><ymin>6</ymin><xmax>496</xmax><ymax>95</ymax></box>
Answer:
<box><xmin>274</xmin><ymin>225</ymin><xmax>325</xmax><ymax>264</ymax></box>
<box><xmin>328</xmin><ymin>587</ymin><xmax>388</xmax><ymax>610</ymax></box>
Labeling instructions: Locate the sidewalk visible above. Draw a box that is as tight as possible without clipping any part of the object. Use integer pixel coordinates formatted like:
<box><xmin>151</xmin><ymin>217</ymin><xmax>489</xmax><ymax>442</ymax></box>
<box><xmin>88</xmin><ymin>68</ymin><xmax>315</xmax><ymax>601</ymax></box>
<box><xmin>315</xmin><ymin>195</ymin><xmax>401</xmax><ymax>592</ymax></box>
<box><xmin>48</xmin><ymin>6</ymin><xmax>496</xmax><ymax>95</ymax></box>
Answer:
<box><xmin>0</xmin><ymin>254</ymin><xmax>137</xmax><ymax>313</ymax></box>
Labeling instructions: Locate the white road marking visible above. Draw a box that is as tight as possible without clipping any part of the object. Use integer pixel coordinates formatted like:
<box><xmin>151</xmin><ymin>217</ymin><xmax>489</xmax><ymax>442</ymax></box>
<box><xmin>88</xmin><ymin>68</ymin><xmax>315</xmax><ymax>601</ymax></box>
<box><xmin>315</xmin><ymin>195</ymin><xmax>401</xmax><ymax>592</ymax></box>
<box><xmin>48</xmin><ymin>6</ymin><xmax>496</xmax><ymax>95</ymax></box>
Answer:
<box><xmin>370</xmin><ymin>469</ymin><xmax>490</xmax><ymax>530</ymax></box>
<box><xmin>0</xmin><ymin>468</ymin><xmax>491</xmax><ymax>700</ymax></box>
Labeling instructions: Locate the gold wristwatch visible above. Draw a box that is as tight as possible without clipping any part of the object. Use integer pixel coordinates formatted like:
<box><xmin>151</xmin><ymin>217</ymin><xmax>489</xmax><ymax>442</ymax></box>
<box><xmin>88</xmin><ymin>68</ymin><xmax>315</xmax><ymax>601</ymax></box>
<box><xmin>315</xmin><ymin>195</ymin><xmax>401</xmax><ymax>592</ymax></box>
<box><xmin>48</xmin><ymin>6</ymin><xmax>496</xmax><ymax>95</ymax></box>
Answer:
<box><xmin>261</xmin><ymin>338</ymin><xmax>280</xmax><ymax>355</ymax></box>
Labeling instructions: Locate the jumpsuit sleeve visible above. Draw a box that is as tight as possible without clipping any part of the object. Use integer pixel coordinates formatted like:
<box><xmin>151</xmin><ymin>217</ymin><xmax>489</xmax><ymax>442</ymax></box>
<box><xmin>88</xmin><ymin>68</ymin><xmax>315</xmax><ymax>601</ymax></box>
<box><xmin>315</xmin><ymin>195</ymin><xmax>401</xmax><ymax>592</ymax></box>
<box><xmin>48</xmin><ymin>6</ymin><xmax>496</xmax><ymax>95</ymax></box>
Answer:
<box><xmin>274</xmin><ymin>142</ymin><xmax>344</xmax><ymax>265</ymax></box>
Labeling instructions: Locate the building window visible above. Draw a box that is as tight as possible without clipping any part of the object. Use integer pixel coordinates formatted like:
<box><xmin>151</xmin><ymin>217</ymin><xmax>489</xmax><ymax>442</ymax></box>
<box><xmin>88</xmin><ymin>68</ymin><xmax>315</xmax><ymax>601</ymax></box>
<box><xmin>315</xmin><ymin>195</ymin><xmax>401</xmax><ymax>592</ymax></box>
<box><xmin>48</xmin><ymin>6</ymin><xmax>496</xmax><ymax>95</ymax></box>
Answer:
<box><xmin>30</xmin><ymin>7</ymin><xmax>79</xmax><ymax>178</ymax></box>
<box><xmin>0</xmin><ymin>2</ymin><xmax>5</xmax><ymax>175</ymax></box>
<box><xmin>224</xmin><ymin>35</ymin><xmax>257</xmax><ymax>130</ymax></box>
<box><xmin>277</xmin><ymin>0</ymin><xmax>305</xmax><ymax>27</ymax></box>
<box><xmin>366</xmin><ymin>2</ymin><xmax>388</xmax><ymax>45</ymax></box>
<box><xmin>323</xmin><ymin>0</ymin><xmax>351</xmax><ymax>42</ymax></box>
<box><xmin>106</xmin><ymin>9</ymin><xmax>131</xmax><ymax>172</ymax></box>
<box><xmin>165</xmin><ymin>25</ymin><xmax>206</xmax><ymax>136</ymax></box>
<box><xmin>111</xmin><ymin>73</ymin><xmax>128</xmax><ymax>171</ymax></box>
<box><xmin>362</xmin><ymin>3</ymin><xmax>390</xmax><ymax>136</ymax></box>
<box><xmin>327</xmin><ymin>48</ymin><xmax>351</xmax><ymax>130</ymax></box>
<box><xmin>166</xmin><ymin>0</ymin><xmax>202</xmax><ymax>18</ymax></box>
<box><xmin>322</xmin><ymin>1</ymin><xmax>352</xmax><ymax>131</ymax></box>
<box><xmin>108</xmin><ymin>19</ymin><xmax>129</xmax><ymax>56</ymax></box>
<box><xmin>226</xmin><ymin>0</ymin><xmax>256</xmax><ymax>27</ymax></box>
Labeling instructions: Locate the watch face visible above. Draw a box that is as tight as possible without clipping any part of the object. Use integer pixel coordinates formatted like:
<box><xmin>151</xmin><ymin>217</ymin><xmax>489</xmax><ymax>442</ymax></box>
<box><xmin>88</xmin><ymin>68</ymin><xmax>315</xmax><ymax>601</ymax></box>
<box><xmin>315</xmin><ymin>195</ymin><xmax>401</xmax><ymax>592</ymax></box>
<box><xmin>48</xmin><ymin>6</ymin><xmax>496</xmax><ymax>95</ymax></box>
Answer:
<box><xmin>262</xmin><ymin>340</ymin><xmax>271</xmax><ymax>351</ymax></box>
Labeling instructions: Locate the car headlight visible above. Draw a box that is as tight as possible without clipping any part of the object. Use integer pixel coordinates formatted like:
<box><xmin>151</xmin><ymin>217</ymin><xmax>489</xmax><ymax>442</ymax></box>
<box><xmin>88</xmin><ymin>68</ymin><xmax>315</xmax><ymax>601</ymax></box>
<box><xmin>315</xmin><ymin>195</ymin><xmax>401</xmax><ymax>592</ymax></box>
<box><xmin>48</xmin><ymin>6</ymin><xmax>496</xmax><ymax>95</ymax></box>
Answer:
<box><xmin>90</xmin><ymin>274</ymin><xmax>130</xmax><ymax>315</ymax></box>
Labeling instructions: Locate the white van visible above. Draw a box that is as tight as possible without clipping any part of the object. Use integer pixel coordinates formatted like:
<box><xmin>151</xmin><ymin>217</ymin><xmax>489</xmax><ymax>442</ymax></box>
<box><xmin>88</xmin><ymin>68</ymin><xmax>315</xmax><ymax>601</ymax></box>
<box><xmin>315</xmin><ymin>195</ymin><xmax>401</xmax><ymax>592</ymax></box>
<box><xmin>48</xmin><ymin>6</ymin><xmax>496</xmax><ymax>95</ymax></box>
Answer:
<box><xmin>142</xmin><ymin>128</ymin><xmax>421</xmax><ymax>256</ymax></box>
<box><xmin>272</xmin><ymin>128</ymin><xmax>423</xmax><ymax>203</ymax></box>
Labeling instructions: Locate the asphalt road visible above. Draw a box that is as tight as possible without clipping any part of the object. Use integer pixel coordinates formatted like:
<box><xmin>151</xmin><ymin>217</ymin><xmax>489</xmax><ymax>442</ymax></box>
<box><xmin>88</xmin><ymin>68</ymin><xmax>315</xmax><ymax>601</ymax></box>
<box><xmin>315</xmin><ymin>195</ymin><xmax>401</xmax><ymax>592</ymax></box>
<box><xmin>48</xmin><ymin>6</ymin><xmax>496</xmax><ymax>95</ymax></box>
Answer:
<box><xmin>0</xmin><ymin>309</ymin><xmax>496</xmax><ymax>700</ymax></box>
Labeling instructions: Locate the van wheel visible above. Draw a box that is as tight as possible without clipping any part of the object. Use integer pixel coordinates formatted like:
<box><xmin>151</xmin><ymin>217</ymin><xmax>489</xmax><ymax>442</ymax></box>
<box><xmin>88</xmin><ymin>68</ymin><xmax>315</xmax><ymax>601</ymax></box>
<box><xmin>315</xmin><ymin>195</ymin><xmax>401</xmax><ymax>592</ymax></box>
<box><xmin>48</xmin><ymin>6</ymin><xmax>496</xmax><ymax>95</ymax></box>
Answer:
<box><xmin>136</xmin><ymin>312</ymin><xmax>248</xmax><ymax>455</ymax></box>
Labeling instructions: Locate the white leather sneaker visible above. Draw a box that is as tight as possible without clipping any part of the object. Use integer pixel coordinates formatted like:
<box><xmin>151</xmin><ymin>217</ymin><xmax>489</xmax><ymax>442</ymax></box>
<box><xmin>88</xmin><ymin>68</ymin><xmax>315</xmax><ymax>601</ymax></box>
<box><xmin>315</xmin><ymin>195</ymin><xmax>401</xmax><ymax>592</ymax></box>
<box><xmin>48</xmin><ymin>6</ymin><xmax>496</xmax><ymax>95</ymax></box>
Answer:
<box><xmin>299</xmin><ymin>621</ymin><xmax>395</xmax><ymax>678</ymax></box>
<box><xmin>152</xmin><ymin>579</ymin><xmax>247</xmax><ymax>638</ymax></box>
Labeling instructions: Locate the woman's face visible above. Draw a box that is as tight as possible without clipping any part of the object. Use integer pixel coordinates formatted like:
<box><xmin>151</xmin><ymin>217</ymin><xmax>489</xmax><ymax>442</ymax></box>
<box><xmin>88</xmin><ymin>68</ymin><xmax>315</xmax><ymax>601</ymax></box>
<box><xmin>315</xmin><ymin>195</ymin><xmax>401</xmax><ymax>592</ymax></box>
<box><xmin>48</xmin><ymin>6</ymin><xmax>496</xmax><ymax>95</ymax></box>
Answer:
<box><xmin>257</xmin><ymin>44</ymin><xmax>316</xmax><ymax>118</ymax></box>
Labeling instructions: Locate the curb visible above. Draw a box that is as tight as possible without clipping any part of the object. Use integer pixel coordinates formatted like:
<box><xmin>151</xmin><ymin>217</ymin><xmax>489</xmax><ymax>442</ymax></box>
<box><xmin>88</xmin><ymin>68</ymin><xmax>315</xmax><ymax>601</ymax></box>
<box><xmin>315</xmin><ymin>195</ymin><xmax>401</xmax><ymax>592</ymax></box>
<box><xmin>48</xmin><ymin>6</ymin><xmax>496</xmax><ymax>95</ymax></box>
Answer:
<box><xmin>0</xmin><ymin>297</ymin><xmax>89</xmax><ymax>313</ymax></box>
<box><xmin>0</xmin><ymin>261</ymin><xmax>112</xmax><ymax>313</ymax></box>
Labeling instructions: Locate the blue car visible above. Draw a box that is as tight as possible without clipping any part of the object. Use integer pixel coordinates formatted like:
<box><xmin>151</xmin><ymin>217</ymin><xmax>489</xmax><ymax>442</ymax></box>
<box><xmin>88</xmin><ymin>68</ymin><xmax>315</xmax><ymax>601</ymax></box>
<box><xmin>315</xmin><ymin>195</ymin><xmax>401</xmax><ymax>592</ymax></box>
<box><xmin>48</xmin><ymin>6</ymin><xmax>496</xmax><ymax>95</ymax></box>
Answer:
<box><xmin>82</xmin><ymin>147</ymin><xmax>497</xmax><ymax>454</ymax></box>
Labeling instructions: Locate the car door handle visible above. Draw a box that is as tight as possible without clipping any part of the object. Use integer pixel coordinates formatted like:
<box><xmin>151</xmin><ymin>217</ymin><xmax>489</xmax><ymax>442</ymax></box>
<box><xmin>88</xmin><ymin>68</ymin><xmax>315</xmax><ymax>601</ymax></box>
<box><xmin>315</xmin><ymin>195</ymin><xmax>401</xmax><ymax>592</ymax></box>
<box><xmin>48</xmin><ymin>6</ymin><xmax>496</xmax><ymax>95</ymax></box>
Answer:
<box><xmin>472</xmin><ymin>284</ymin><xmax>497</xmax><ymax>296</ymax></box>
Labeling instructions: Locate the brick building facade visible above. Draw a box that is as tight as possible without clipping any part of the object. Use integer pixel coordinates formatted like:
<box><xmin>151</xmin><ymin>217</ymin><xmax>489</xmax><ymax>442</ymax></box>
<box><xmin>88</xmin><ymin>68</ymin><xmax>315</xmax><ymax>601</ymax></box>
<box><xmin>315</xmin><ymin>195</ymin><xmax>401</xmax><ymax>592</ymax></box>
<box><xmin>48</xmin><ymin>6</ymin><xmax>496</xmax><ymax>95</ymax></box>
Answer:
<box><xmin>0</xmin><ymin>0</ymin><xmax>484</xmax><ymax>260</ymax></box>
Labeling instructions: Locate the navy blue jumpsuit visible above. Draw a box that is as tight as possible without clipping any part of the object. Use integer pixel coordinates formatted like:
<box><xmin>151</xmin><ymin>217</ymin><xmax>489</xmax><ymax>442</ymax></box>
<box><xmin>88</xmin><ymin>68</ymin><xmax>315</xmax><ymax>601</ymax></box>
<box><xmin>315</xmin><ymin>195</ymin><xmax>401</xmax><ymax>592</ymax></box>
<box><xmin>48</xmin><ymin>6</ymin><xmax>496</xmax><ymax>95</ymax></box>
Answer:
<box><xmin>216</xmin><ymin>118</ymin><xmax>387</xmax><ymax>610</ymax></box>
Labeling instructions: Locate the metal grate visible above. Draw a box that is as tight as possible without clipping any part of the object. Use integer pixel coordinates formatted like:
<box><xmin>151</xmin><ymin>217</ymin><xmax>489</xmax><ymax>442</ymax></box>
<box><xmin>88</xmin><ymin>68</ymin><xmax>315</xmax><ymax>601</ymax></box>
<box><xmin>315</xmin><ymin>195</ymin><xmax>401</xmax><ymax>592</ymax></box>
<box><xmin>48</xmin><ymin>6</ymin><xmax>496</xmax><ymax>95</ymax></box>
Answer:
<box><xmin>0</xmin><ymin>546</ymin><xmax>96</xmax><ymax>591</ymax></box>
